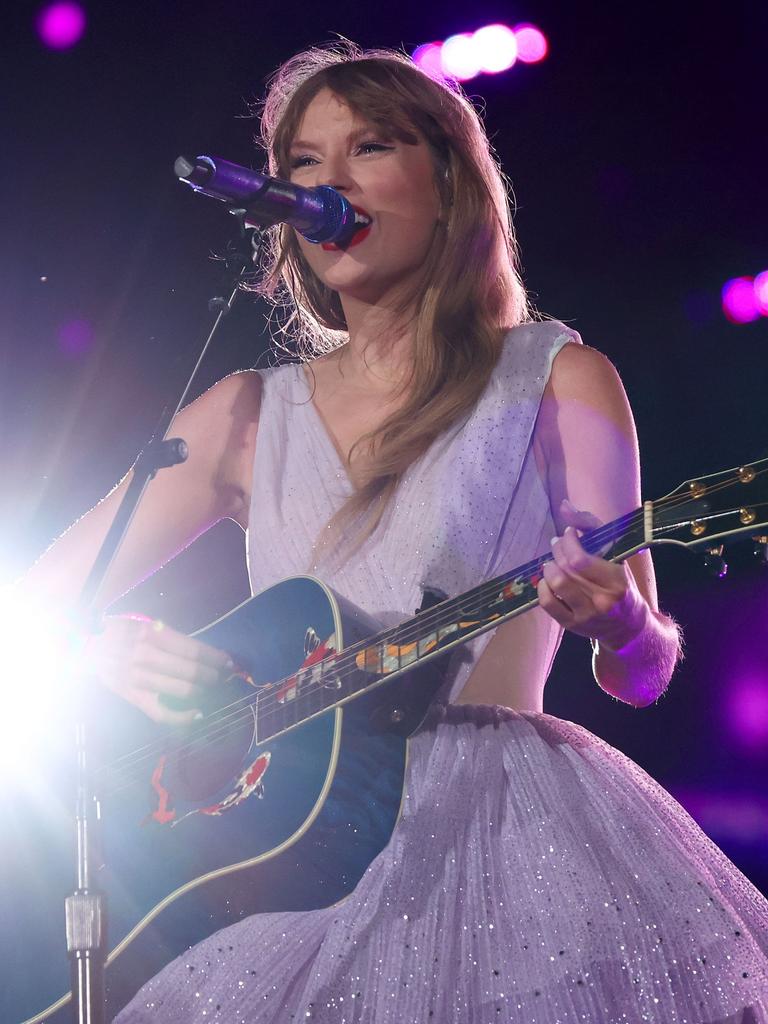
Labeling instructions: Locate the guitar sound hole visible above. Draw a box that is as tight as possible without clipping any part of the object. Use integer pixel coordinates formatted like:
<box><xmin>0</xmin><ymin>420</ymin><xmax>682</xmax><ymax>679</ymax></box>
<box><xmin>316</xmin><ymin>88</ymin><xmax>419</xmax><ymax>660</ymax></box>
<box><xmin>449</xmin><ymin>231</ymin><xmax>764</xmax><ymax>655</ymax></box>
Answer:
<box><xmin>168</xmin><ymin>710</ymin><xmax>256</xmax><ymax>803</ymax></box>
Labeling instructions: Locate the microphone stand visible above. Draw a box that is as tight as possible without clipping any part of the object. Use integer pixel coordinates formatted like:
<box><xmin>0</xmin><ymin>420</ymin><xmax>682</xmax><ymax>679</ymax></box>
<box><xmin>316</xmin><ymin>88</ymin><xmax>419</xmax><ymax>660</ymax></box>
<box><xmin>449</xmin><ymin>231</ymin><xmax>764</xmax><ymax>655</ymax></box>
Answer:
<box><xmin>65</xmin><ymin>209</ymin><xmax>262</xmax><ymax>1024</ymax></box>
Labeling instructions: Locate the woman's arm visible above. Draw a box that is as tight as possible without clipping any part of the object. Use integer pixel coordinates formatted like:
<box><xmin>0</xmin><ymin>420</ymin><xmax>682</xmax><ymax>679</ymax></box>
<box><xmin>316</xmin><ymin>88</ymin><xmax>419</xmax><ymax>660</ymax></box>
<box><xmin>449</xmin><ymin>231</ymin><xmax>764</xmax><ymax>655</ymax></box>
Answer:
<box><xmin>535</xmin><ymin>342</ymin><xmax>682</xmax><ymax>707</ymax></box>
<box><xmin>22</xmin><ymin>370</ymin><xmax>262</xmax><ymax>608</ymax></box>
<box><xmin>16</xmin><ymin>369</ymin><xmax>263</xmax><ymax>722</ymax></box>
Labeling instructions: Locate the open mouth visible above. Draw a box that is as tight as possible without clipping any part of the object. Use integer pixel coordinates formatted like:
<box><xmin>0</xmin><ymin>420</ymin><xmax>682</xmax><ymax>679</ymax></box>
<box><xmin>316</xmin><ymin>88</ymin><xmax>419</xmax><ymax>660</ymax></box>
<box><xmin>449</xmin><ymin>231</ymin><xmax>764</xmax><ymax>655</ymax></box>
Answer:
<box><xmin>321</xmin><ymin>205</ymin><xmax>373</xmax><ymax>251</ymax></box>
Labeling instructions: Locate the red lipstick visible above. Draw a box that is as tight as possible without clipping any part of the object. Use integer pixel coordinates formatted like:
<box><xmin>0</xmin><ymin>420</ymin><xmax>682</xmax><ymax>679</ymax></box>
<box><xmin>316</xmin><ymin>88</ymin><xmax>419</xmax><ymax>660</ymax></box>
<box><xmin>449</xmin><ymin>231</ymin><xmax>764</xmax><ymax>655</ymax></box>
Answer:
<box><xmin>321</xmin><ymin>205</ymin><xmax>372</xmax><ymax>251</ymax></box>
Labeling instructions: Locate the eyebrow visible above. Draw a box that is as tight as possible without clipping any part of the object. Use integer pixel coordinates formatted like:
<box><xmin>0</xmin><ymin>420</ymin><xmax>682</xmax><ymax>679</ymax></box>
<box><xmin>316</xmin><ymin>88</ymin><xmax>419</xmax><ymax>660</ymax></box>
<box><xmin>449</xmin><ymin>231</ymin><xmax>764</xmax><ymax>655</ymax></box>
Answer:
<box><xmin>288</xmin><ymin>126</ymin><xmax>391</xmax><ymax>153</ymax></box>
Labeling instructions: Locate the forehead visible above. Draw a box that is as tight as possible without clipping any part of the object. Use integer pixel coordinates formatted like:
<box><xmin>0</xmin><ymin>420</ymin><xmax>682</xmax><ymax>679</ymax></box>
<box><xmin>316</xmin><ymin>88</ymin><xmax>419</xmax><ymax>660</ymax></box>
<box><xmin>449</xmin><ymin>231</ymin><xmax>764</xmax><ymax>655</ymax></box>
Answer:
<box><xmin>292</xmin><ymin>88</ymin><xmax>367</xmax><ymax>141</ymax></box>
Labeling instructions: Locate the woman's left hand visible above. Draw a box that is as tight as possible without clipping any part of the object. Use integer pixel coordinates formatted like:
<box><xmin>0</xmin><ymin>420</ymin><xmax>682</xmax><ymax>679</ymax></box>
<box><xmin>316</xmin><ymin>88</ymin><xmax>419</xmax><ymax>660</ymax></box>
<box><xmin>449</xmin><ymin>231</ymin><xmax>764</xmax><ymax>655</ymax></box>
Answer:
<box><xmin>537</xmin><ymin>498</ymin><xmax>650</xmax><ymax>651</ymax></box>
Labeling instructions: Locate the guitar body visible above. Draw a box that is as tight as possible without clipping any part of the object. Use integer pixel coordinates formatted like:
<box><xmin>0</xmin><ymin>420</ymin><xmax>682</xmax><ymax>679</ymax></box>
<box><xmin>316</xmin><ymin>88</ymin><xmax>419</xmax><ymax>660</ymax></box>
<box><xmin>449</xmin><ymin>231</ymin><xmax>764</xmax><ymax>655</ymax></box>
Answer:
<box><xmin>3</xmin><ymin>576</ymin><xmax>443</xmax><ymax>1024</ymax></box>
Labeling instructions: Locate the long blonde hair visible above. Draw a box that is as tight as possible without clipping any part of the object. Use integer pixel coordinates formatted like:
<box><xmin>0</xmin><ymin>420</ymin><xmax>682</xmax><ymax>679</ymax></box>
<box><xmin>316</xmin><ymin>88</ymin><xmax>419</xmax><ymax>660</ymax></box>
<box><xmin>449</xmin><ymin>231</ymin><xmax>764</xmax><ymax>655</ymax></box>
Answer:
<box><xmin>255</xmin><ymin>41</ymin><xmax>533</xmax><ymax>551</ymax></box>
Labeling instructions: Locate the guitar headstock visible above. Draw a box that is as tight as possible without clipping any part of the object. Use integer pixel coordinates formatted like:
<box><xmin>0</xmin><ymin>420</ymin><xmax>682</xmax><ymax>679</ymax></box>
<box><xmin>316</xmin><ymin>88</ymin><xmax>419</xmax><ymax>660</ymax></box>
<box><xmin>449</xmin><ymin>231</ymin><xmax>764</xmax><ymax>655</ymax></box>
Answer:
<box><xmin>650</xmin><ymin>456</ymin><xmax>768</xmax><ymax>549</ymax></box>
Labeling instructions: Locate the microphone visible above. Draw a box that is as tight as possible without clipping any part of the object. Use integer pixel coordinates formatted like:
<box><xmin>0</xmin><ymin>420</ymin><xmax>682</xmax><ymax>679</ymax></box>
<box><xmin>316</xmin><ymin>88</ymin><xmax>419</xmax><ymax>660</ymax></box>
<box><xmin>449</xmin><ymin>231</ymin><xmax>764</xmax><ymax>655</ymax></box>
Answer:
<box><xmin>174</xmin><ymin>155</ymin><xmax>368</xmax><ymax>245</ymax></box>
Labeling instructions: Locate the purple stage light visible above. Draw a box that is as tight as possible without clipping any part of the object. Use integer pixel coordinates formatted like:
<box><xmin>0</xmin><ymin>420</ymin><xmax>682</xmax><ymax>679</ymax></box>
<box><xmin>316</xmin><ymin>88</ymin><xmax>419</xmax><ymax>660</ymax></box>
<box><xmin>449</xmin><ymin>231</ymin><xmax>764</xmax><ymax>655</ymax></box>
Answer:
<box><xmin>58</xmin><ymin>318</ymin><xmax>94</xmax><ymax>356</ymax></box>
<box><xmin>754</xmin><ymin>270</ymin><xmax>768</xmax><ymax>315</ymax></box>
<box><xmin>514</xmin><ymin>23</ymin><xmax>549</xmax><ymax>64</ymax></box>
<box><xmin>670</xmin><ymin>786</ymin><xmax>768</xmax><ymax>846</ymax></box>
<box><xmin>726</xmin><ymin>674</ymin><xmax>768</xmax><ymax>749</ymax></box>
<box><xmin>441</xmin><ymin>33</ymin><xmax>482</xmax><ymax>82</ymax></box>
<box><xmin>473</xmin><ymin>24</ymin><xmax>517</xmax><ymax>74</ymax></box>
<box><xmin>36</xmin><ymin>2</ymin><xmax>86</xmax><ymax>49</ymax></box>
<box><xmin>722</xmin><ymin>276</ymin><xmax>761</xmax><ymax>323</ymax></box>
<box><xmin>412</xmin><ymin>42</ymin><xmax>445</xmax><ymax>81</ymax></box>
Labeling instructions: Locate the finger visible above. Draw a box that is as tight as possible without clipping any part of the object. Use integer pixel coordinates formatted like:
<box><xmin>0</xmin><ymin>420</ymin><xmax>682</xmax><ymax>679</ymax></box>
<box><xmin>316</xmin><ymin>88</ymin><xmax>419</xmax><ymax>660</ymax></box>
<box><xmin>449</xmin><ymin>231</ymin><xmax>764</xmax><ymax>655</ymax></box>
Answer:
<box><xmin>555</xmin><ymin>528</ymin><xmax>620</xmax><ymax>588</ymax></box>
<box><xmin>150</xmin><ymin>624</ymin><xmax>234</xmax><ymax>675</ymax></box>
<box><xmin>560</xmin><ymin>498</ymin><xmax>603</xmax><ymax>532</ymax></box>
<box><xmin>537</xmin><ymin>578</ymin><xmax>574</xmax><ymax>626</ymax></box>
<box><xmin>541</xmin><ymin>558</ymin><xmax>593</xmax><ymax>617</ymax></box>
<box><xmin>134</xmin><ymin>669</ymin><xmax>205</xmax><ymax>701</ymax></box>
<box><xmin>134</xmin><ymin>645</ymin><xmax>228</xmax><ymax>689</ymax></box>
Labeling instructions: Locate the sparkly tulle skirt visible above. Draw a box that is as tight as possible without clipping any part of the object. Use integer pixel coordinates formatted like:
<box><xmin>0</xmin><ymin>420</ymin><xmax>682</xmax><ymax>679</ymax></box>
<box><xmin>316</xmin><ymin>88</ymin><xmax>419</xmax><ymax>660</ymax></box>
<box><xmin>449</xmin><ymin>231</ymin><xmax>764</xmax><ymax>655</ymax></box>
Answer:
<box><xmin>116</xmin><ymin>704</ymin><xmax>768</xmax><ymax>1024</ymax></box>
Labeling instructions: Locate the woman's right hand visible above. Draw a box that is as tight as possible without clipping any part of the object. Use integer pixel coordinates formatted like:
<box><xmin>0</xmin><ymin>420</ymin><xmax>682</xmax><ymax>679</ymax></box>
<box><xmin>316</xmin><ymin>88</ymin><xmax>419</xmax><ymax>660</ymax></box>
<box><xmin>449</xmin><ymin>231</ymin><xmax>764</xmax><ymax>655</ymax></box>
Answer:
<box><xmin>82</xmin><ymin>614</ymin><xmax>235</xmax><ymax>726</ymax></box>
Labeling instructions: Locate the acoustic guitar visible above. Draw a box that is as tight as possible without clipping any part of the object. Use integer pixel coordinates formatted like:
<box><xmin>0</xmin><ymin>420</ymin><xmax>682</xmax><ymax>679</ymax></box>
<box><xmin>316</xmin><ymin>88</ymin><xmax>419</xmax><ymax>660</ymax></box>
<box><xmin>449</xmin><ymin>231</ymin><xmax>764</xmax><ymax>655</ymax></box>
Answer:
<box><xmin>5</xmin><ymin>456</ymin><xmax>766</xmax><ymax>1023</ymax></box>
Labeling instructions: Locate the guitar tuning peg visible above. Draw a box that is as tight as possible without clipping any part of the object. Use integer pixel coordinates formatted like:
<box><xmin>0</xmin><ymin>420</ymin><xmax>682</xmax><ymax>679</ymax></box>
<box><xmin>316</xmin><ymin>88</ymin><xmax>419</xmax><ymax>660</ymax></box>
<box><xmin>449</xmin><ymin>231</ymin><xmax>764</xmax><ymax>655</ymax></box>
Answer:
<box><xmin>750</xmin><ymin>535</ymin><xmax>768</xmax><ymax>564</ymax></box>
<box><xmin>702</xmin><ymin>545</ymin><xmax>728</xmax><ymax>578</ymax></box>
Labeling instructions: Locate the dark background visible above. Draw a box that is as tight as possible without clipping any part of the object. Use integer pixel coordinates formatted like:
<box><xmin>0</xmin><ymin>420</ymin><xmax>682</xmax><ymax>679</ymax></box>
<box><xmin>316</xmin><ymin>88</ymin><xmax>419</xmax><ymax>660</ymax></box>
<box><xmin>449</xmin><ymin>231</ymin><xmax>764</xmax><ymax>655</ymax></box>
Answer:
<box><xmin>1</xmin><ymin>0</ymin><xmax>766</xmax><ymax>897</ymax></box>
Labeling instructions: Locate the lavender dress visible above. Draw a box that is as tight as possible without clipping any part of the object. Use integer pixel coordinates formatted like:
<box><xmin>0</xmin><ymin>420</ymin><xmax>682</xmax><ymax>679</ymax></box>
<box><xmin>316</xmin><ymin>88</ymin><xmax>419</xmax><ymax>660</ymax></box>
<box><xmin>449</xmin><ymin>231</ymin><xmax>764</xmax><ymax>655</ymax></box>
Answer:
<box><xmin>116</xmin><ymin>322</ymin><xmax>768</xmax><ymax>1023</ymax></box>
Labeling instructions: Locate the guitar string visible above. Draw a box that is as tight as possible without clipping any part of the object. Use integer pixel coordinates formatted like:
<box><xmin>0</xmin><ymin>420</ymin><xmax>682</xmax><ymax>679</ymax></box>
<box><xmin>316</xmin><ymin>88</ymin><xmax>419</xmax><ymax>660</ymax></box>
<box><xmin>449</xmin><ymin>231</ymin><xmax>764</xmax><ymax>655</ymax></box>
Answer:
<box><xmin>99</xmin><ymin>479</ymin><xmax>768</xmax><ymax>795</ymax></box>
<box><xmin>127</xmin><ymin>472</ymin><xmax>766</xmax><ymax>759</ymax></box>
<box><xmin>97</xmin><ymin>508</ymin><xmax>640</xmax><ymax>794</ymax></box>
<box><xmin>99</xmin><ymin>473</ymin><xmax>768</xmax><ymax>796</ymax></box>
<box><xmin>99</xmin><ymin>479</ymin><xmax>768</xmax><ymax>797</ymax></box>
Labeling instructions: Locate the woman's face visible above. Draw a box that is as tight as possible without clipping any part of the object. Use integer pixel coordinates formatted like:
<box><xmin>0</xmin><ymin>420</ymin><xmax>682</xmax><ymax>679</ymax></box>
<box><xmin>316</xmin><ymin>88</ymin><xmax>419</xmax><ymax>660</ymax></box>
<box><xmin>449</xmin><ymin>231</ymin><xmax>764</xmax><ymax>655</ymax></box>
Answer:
<box><xmin>287</xmin><ymin>88</ymin><xmax>442</xmax><ymax>309</ymax></box>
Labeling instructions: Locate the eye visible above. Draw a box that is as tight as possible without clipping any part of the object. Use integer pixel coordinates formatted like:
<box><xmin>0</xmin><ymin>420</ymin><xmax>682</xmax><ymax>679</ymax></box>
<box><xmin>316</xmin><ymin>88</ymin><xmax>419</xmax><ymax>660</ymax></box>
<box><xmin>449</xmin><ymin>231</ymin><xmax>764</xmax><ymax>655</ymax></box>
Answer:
<box><xmin>357</xmin><ymin>142</ymin><xmax>393</xmax><ymax>155</ymax></box>
<box><xmin>289</xmin><ymin>155</ymin><xmax>318</xmax><ymax>170</ymax></box>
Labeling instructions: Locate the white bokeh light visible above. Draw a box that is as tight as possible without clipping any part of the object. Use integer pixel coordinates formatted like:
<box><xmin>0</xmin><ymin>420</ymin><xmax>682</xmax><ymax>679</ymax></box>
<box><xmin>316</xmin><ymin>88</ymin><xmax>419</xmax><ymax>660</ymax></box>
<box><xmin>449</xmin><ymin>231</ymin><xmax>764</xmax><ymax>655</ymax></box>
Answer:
<box><xmin>473</xmin><ymin>24</ymin><xmax>518</xmax><ymax>73</ymax></box>
<box><xmin>440</xmin><ymin>33</ymin><xmax>482</xmax><ymax>82</ymax></box>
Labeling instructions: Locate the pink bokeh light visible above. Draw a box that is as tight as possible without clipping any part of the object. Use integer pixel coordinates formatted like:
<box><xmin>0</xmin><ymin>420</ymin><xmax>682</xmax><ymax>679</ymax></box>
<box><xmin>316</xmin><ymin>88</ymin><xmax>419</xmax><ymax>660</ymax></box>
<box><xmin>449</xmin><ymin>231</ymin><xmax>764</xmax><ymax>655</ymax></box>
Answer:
<box><xmin>36</xmin><ymin>2</ymin><xmax>86</xmax><ymax>50</ymax></box>
<box><xmin>514</xmin><ymin>23</ymin><xmax>549</xmax><ymax>64</ymax></box>
<box><xmin>726</xmin><ymin>675</ymin><xmax>768</xmax><ymax>749</ymax></box>
<box><xmin>722</xmin><ymin>276</ymin><xmax>761</xmax><ymax>323</ymax></box>
<box><xmin>473</xmin><ymin>24</ymin><xmax>517</xmax><ymax>74</ymax></box>
<box><xmin>412</xmin><ymin>42</ymin><xmax>446</xmax><ymax>82</ymax></box>
<box><xmin>754</xmin><ymin>270</ymin><xmax>768</xmax><ymax>315</ymax></box>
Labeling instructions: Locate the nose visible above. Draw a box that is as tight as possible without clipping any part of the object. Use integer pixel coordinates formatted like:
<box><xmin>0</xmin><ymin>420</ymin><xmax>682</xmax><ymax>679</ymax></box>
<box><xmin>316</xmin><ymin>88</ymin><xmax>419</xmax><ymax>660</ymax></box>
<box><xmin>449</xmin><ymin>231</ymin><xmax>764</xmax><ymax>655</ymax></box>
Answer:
<box><xmin>315</xmin><ymin>153</ymin><xmax>355</xmax><ymax>193</ymax></box>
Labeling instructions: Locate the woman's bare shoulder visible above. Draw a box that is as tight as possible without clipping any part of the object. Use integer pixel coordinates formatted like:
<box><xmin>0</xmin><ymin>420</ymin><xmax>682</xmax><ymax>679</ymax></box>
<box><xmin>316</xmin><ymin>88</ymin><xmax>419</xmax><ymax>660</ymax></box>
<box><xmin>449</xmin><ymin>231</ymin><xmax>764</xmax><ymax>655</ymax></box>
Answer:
<box><xmin>194</xmin><ymin>369</ymin><xmax>263</xmax><ymax>424</ymax></box>
<box><xmin>547</xmin><ymin>342</ymin><xmax>633</xmax><ymax>429</ymax></box>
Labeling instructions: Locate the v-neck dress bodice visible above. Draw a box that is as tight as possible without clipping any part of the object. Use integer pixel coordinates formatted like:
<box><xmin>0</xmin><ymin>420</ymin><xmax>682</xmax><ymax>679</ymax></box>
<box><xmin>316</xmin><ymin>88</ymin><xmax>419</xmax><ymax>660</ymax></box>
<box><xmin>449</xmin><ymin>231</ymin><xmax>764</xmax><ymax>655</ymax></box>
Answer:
<box><xmin>246</xmin><ymin>320</ymin><xmax>574</xmax><ymax>702</ymax></box>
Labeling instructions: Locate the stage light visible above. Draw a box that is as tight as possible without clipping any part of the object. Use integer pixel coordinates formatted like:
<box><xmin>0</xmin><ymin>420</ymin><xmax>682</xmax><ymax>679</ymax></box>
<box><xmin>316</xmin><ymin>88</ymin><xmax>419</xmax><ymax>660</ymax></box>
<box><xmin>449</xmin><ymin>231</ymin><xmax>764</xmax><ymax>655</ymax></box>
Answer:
<box><xmin>725</xmin><ymin>674</ymin><xmax>768</xmax><ymax>749</ymax></box>
<box><xmin>473</xmin><ymin>25</ymin><xmax>517</xmax><ymax>74</ymax></box>
<box><xmin>36</xmin><ymin>1</ymin><xmax>86</xmax><ymax>50</ymax></box>
<box><xmin>412</xmin><ymin>42</ymin><xmax>445</xmax><ymax>81</ymax></box>
<box><xmin>670</xmin><ymin>786</ymin><xmax>768</xmax><ymax>846</ymax></box>
<box><xmin>513</xmin><ymin>23</ymin><xmax>549</xmax><ymax>64</ymax></box>
<box><xmin>0</xmin><ymin>587</ymin><xmax>81</xmax><ymax>774</ymax></box>
<box><xmin>441</xmin><ymin>32</ymin><xmax>482</xmax><ymax>82</ymax></box>
<box><xmin>413</xmin><ymin>22</ymin><xmax>547</xmax><ymax>84</ymax></box>
<box><xmin>722</xmin><ymin>276</ymin><xmax>761</xmax><ymax>323</ymax></box>
<box><xmin>754</xmin><ymin>270</ymin><xmax>768</xmax><ymax>315</ymax></box>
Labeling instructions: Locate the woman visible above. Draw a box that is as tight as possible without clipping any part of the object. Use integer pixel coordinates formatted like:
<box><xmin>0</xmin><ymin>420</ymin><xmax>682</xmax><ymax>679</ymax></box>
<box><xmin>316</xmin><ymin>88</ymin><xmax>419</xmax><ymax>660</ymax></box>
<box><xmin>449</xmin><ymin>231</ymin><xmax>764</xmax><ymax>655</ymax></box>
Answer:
<box><xmin>25</xmin><ymin>43</ymin><xmax>767</xmax><ymax>1022</ymax></box>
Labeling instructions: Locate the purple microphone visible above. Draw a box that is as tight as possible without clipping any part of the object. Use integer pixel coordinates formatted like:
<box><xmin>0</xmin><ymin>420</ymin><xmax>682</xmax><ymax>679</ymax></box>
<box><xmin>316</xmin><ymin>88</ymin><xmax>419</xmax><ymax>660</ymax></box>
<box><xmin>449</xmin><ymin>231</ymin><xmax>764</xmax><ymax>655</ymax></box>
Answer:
<box><xmin>175</xmin><ymin>155</ymin><xmax>368</xmax><ymax>245</ymax></box>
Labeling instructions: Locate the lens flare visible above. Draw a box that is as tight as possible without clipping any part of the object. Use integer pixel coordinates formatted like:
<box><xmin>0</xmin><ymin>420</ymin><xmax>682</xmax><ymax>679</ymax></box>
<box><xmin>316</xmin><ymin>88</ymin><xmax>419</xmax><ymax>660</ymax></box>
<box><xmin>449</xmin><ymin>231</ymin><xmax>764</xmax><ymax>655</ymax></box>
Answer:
<box><xmin>0</xmin><ymin>587</ymin><xmax>83</xmax><ymax>773</ymax></box>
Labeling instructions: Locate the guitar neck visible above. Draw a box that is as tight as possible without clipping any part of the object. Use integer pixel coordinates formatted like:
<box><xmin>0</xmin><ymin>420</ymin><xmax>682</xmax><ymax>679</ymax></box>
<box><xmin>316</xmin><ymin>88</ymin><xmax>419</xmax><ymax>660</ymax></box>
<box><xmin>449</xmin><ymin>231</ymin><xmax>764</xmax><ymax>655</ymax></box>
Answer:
<box><xmin>255</xmin><ymin>454</ymin><xmax>768</xmax><ymax>742</ymax></box>
<box><xmin>254</xmin><ymin>509</ymin><xmax>646</xmax><ymax>742</ymax></box>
